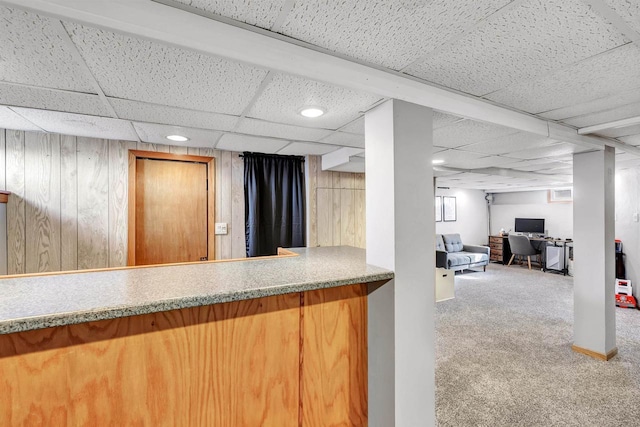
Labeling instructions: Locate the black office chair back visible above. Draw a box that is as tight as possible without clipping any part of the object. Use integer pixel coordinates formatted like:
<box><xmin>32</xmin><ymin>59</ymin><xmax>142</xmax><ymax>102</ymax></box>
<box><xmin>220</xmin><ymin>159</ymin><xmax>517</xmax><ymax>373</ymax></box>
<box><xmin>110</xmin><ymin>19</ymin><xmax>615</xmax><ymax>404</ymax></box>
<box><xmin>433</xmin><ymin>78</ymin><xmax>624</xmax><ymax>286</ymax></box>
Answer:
<box><xmin>508</xmin><ymin>235</ymin><xmax>537</xmax><ymax>256</ymax></box>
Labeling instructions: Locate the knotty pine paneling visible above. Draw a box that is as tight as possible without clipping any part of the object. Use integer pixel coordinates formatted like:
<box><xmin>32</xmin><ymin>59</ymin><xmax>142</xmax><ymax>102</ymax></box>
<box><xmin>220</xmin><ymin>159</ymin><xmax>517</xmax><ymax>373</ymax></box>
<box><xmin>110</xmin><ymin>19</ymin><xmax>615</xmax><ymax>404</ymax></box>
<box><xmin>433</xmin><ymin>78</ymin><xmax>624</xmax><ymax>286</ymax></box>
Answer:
<box><xmin>0</xmin><ymin>129</ymin><xmax>246</xmax><ymax>275</ymax></box>
<box><xmin>307</xmin><ymin>155</ymin><xmax>365</xmax><ymax>249</ymax></box>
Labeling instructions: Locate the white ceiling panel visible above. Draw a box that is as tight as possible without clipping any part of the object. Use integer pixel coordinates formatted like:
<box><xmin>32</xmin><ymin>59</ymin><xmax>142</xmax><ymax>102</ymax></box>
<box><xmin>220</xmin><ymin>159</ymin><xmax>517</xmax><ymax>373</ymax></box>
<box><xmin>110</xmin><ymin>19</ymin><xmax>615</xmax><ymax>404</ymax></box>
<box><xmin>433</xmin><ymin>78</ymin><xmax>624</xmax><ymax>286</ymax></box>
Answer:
<box><xmin>0</xmin><ymin>106</ymin><xmax>42</xmax><ymax>131</ymax></box>
<box><xmin>508</xmin><ymin>160</ymin><xmax>569</xmax><ymax>172</ymax></box>
<box><xmin>454</xmin><ymin>155</ymin><xmax>519</xmax><ymax>169</ymax></box>
<box><xmin>433</xmin><ymin>170</ymin><xmax>463</xmax><ymax>178</ymax></box>
<box><xmin>322</xmin><ymin>132</ymin><xmax>365</xmax><ymax>148</ymax></box>
<box><xmin>0</xmin><ymin>82</ymin><xmax>110</xmax><ymax>116</ymax></box>
<box><xmin>594</xmin><ymin>123</ymin><xmax>640</xmax><ymax>138</ymax></box>
<box><xmin>460</xmin><ymin>132</ymin><xmax>557</xmax><ymax>155</ymax></box>
<box><xmin>434</xmin><ymin>119</ymin><xmax>518</xmax><ymax>148</ymax></box>
<box><xmin>620</xmin><ymin>134</ymin><xmax>640</xmax><ymax>146</ymax></box>
<box><xmin>404</xmin><ymin>0</ymin><xmax>627</xmax><ymax>96</ymax></box>
<box><xmin>277</xmin><ymin>142</ymin><xmax>340</xmax><ymax>156</ymax></box>
<box><xmin>65</xmin><ymin>22</ymin><xmax>268</xmax><ymax>115</ymax></box>
<box><xmin>279</xmin><ymin>0</ymin><xmax>512</xmax><ymax>70</ymax></box>
<box><xmin>132</xmin><ymin>122</ymin><xmax>222</xmax><ymax>148</ymax></box>
<box><xmin>538</xmin><ymin>87</ymin><xmax>640</xmax><ymax>121</ymax></box>
<box><xmin>536</xmin><ymin>166</ymin><xmax>573</xmax><ymax>175</ymax></box>
<box><xmin>486</xmin><ymin>44</ymin><xmax>640</xmax><ymax>114</ymax></box>
<box><xmin>111</xmin><ymin>98</ymin><xmax>238</xmax><ymax>131</ymax></box>
<box><xmin>561</xmin><ymin>102</ymin><xmax>640</xmax><ymax>128</ymax></box>
<box><xmin>429</xmin><ymin>149</ymin><xmax>489</xmax><ymax>167</ymax></box>
<box><xmin>171</xmin><ymin>0</ymin><xmax>288</xmax><ymax>29</ymax></box>
<box><xmin>13</xmin><ymin>107</ymin><xmax>138</xmax><ymax>141</ymax></box>
<box><xmin>216</xmin><ymin>134</ymin><xmax>289</xmax><ymax>154</ymax></box>
<box><xmin>0</xmin><ymin>7</ymin><xmax>95</xmax><ymax>92</ymax></box>
<box><xmin>340</xmin><ymin>117</ymin><xmax>364</xmax><ymax>134</ymax></box>
<box><xmin>433</xmin><ymin>111</ymin><xmax>465</xmax><ymax>129</ymax></box>
<box><xmin>236</xmin><ymin>118</ymin><xmax>332</xmax><ymax>142</ymax></box>
<box><xmin>602</xmin><ymin>0</ymin><xmax>640</xmax><ymax>34</ymax></box>
<box><xmin>247</xmin><ymin>73</ymin><xmax>381</xmax><ymax>129</ymax></box>
<box><xmin>506</xmin><ymin>143</ymin><xmax>589</xmax><ymax>160</ymax></box>
<box><xmin>617</xmin><ymin>158</ymin><xmax>640</xmax><ymax>169</ymax></box>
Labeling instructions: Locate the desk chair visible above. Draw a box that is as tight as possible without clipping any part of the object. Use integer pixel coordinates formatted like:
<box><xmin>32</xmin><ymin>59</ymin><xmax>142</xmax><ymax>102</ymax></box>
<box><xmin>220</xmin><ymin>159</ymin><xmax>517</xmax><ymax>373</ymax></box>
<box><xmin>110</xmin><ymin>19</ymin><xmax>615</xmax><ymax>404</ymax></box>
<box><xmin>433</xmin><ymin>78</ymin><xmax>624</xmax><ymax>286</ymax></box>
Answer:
<box><xmin>508</xmin><ymin>235</ymin><xmax>541</xmax><ymax>270</ymax></box>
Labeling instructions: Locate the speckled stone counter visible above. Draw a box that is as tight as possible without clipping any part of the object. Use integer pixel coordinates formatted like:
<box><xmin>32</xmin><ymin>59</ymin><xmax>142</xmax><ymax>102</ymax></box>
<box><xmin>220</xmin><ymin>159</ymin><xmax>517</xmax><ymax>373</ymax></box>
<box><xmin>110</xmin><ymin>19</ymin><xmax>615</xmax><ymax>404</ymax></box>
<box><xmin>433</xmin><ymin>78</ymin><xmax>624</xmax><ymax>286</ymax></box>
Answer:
<box><xmin>0</xmin><ymin>246</ymin><xmax>393</xmax><ymax>334</ymax></box>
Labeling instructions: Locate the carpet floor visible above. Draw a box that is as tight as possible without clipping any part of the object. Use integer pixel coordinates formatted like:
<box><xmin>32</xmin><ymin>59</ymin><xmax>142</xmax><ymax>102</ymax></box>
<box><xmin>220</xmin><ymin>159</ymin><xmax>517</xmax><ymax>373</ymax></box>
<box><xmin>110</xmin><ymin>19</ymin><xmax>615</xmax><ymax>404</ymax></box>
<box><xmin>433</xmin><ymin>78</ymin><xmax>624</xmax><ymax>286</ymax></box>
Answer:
<box><xmin>436</xmin><ymin>263</ymin><xmax>640</xmax><ymax>427</ymax></box>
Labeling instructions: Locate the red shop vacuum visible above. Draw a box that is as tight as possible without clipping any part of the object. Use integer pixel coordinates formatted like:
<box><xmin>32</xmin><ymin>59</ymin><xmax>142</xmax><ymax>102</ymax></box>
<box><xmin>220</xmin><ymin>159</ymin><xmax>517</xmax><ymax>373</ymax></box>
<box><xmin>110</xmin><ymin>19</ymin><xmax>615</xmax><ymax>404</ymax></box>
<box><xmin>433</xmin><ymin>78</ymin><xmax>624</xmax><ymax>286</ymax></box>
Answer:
<box><xmin>615</xmin><ymin>240</ymin><xmax>637</xmax><ymax>309</ymax></box>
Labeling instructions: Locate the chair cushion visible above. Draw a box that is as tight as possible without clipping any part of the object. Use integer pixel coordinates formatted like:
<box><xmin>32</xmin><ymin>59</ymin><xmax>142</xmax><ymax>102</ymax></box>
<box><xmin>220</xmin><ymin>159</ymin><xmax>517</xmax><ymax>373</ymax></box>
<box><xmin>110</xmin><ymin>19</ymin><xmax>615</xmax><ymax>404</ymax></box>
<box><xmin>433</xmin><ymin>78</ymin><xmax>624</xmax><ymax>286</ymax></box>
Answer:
<box><xmin>435</xmin><ymin>234</ymin><xmax>446</xmax><ymax>251</ymax></box>
<box><xmin>442</xmin><ymin>234</ymin><xmax>464</xmax><ymax>253</ymax></box>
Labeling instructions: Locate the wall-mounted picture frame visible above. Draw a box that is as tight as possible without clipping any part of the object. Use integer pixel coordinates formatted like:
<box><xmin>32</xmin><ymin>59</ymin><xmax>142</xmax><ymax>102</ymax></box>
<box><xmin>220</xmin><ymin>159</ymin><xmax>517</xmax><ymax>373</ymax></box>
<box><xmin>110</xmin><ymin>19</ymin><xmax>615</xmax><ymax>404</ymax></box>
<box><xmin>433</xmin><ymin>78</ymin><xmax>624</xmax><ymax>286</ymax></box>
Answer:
<box><xmin>443</xmin><ymin>196</ymin><xmax>457</xmax><ymax>222</ymax></box>
<box><xmin>435</xmin><ymin>196</ymin><xmax>442</xmax><ymax>222</ymax></box>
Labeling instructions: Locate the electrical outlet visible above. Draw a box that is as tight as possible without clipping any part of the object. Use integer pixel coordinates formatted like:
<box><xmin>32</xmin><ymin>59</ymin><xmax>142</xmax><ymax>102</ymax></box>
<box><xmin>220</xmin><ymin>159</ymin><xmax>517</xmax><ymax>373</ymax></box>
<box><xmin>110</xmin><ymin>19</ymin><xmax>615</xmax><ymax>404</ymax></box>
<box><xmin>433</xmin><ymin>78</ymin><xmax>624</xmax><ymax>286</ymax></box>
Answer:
<box><xmin>215</xmin><ymin>223</ymin><xmax>228</xmax><ymax>235</ymax></box>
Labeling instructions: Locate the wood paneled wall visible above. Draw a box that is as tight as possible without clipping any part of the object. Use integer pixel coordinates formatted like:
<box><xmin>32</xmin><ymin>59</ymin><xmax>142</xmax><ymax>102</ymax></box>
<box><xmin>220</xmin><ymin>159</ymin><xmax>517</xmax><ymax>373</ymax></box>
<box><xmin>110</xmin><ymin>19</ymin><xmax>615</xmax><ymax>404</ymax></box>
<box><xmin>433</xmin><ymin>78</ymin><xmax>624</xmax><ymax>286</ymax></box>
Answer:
<box><xmin>0</xmin><ymin>129</ymin><xmax>245</xmax><ymax>275</ymax></box>
<box><xmin>307</xmin><ymin>155</ymin><xmax>365</xmax><ymax>249</ymax></box>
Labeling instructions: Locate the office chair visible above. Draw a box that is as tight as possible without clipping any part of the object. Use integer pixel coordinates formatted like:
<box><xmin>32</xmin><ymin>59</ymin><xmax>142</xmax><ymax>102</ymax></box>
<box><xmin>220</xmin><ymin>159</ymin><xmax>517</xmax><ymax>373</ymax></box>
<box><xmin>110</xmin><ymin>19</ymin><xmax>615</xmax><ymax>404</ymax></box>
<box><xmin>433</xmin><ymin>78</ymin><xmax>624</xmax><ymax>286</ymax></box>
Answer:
<box><xmin>508</xmin><ymin>235</ymin><xmax>541</xmax><ymax>270</ymax></box>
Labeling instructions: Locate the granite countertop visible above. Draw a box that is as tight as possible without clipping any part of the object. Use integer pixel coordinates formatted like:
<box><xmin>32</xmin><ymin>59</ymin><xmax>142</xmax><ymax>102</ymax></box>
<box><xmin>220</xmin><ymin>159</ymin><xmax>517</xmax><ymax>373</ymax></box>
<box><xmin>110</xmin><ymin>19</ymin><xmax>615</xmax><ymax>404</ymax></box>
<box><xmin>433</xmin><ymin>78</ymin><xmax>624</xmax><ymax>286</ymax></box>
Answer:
<box><xmin>0</xmin><ymin>246</ymin><xmax>393</xmax><ymax>334</ymax></box>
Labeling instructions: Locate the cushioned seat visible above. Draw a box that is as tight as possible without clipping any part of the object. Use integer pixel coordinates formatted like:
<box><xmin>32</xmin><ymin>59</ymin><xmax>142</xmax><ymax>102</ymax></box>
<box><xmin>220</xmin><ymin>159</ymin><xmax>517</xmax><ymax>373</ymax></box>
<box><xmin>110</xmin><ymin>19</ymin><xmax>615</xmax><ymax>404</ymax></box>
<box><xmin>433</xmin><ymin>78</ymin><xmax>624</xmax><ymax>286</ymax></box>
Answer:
<box><xmin>435</xmin><ymin>233</ymin><xmax>490</xmax><ymax>272</ymax></box>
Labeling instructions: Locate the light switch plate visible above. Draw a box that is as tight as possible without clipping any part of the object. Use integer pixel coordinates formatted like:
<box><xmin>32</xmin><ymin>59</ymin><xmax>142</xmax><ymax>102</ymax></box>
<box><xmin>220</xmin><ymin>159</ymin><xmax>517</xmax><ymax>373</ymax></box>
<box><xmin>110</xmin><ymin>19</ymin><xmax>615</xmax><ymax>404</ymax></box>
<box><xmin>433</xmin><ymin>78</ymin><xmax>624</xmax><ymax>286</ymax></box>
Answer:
<box><xmin>215</xmin><ymin>223</ymin><xmax>228</xmax><ymax>235</ymax></box>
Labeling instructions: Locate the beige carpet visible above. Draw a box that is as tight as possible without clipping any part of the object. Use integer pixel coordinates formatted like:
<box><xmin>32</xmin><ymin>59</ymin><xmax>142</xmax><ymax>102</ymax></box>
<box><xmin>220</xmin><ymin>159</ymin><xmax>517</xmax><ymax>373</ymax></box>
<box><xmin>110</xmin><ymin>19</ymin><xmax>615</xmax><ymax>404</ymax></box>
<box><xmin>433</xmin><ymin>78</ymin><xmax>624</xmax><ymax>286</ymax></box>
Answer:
<box><xmin>436</xmin><ymin>263</ymin><xmax>640</xmax><ymax>427</ymax></box>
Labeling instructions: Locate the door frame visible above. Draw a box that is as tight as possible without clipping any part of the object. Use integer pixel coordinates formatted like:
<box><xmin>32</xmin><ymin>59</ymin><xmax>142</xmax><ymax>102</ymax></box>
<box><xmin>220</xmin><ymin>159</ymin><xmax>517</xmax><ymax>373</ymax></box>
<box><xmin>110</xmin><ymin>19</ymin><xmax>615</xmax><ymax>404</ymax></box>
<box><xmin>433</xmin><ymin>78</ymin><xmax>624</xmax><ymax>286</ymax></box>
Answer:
<box><xmin>127</xmin><ymin>150</ymin><xmax>216</xmax><ymax>266</ymax></box>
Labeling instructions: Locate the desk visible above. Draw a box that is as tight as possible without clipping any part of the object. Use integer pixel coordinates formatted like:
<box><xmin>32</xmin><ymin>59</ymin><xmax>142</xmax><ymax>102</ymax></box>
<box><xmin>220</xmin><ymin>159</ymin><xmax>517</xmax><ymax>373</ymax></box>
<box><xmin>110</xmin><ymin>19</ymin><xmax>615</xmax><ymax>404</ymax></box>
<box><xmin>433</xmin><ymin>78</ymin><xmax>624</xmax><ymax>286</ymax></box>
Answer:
<box><xmin>489</xmin><ymin>235</ymin><xmax>572</xmax><ymax>274</ymax></box>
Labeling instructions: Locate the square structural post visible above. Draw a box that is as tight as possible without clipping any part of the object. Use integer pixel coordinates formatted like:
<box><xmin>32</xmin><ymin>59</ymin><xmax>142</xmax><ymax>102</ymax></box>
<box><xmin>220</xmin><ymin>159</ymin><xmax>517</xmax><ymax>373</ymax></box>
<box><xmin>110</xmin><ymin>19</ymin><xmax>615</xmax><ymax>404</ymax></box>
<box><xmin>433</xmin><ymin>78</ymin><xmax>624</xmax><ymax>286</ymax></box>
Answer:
<box><xmin>572</xmin><ymin>146</ymin><xmax>617</xmax><ymax>360</ymax></box>
<box><xmin>365</xmin><ymin>99</ymin><xmax>434</xmax><ymax>426</ymax></box>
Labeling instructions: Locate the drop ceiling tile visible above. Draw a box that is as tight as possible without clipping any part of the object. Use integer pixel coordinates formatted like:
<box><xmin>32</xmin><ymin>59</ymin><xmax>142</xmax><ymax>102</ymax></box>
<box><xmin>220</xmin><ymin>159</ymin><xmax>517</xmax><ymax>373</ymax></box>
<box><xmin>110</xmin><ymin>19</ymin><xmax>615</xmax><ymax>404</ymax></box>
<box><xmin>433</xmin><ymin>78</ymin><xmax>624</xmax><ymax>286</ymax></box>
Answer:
<box><xmin>486</xmin><ymin>44</ymin><xmax>640</xmax><ymax>114</ymax></box>
<box><xmin>247</xmin><ymin>73</ymin><xmax>381</xmax><ymax>129</ymax></box>
<box><xmin>65</xmin><ymin>22</ymin><xmax>268</xmax><ymax>115</ymax></box>
<box><xmin>620</xmin><ymin>134</ymin><xmax>640</xmax><ymax>146</ymax></box>
<box><xmin>501</xmin><ymin>158</ymin><xmax>567</xmax><ymax>170</ymax></box>
<box><xmin>461</xmin><ymin>132</ymin><xmax>557</xmax><ymax>155</ymax></box>
<box><xmin>506</xmin><ymin>143</ymin><xmax>586</xmax><ymax>160</ymax></box>
<box><xmin>322</xmin><ymin>132</ymin><xmax>365</xmax><ymax>148</ymax></box>
<box><xmin>0</xmin><ymin>82</ymin><xmax>110</xmax><ymax>116</ymax></box>
<box><xmin>111</xmin><ymin>98</ymin><xmax>238</xmax><ymax>131</ymax></box>
<box><xmin>216</xmin><ymin>134</ymin><xmax>289</xmax><ymax>154</ymax></box>
<box><xmin>433</xmin><ymin>170</ymin><xmax>463</xmax><ymax>178</ymax></box>
<box><xmin>0</xmin><ymin>106</ymin><xmax>42</xmax><ymax>131</ymax></box>
<box><xmin>615</xmin><ymin>151</ymin><xmax>638</xmax><ymax>162</ymax></box>
<box><xmin>0</xmin><ymin>7</ymin><xmax>95</xmax><ymax>92</ymax></box>
<box><xmin>340</xmin><ymin>117</ymin><xmax>364</xmax><ymax>134</ymax></box>
<box><xmin>536</xmin><ymin>167</ymin><xmax>573</xmax><ymax>175</ymax></box>
<box><xmin>561</xmin><ymin>102</ymin><xmax>640</xmax><ymax>128</ymax></box>
<box><xmin>404</xmin><ymin>0</ymin><xmax>627</xmax><ymax>96</ymax></box>
<box><xmin>430</xmin><ymin>149</ymin><xmax>489</xmax><ymax>167</ymax></box>
<box><xmin>617</xmin><ymin>158</ymin><xmax>640</xmax><ymax>169</ymax></box>
<box><xmin>456</xmin><ymin>155</ymin><xmax>519</xmax><ymax>169</ymax></box>
<box><xmin>236</xmin><ymin>118</ymin><xmax>332</xmax><ymax>142</ymax></box>
<box><xmin>433</xmin><ymin>146</ymin><xmax>448</xmax><ymax>154</ymax></box>
<box><xmin>279</xmin><ymin>0</ymin><xmax>512</xmax><ymax>70</ymax></box>
<box><xmin>277</xmin><ymin>142</ymin><xmax>340</xmax><ymax>156</ymax></box>
<box><xmin>538</xmin><ymin>87</ymin><xmax>640</xmax><ymax>121</ymax></box>
<box><xmin>509</xmin><ymin>160</ymin><xmax>569</xmax><ymax>172</ymax></box>
<box><xmin>434</xmin><ymin>119</ymin><xmax>518</xmax><ymax>148</ymax></box>
<box><xmin>595</xmin><ymin>123</ymin><xmax>640</xmax><ymax>138</ymax></box>
<box><xmin>602</xmin><ymin>0</ymin><xmax>640</xmax><ymax>34</ymax></box>
<box><xmin>12</xmin><ymin>107</ymin><xmax>138</xmax><ymax>141</ymax></box>
<box><xmin>171</xmin><ymin>0</ymin><xmax>288</xmax><ymax>29</ymax></box>
<box><xmin>132</xmin><ymin>122</ymin><xmax>222</xmax><ymax>148</ymax></box>
<box><xmin>433</xmin><ymin>111</ymin><xmax>465</xmax><ymax>129</ymax></box>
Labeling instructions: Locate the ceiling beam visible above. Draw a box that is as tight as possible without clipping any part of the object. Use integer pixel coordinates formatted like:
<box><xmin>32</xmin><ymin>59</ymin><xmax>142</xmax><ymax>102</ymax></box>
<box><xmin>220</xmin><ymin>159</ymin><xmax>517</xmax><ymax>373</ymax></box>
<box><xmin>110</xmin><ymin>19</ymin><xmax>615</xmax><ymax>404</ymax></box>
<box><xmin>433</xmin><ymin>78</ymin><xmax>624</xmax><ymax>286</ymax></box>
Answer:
<box><xmin>578</xmin><ymin>115</ymin><xmax>640</xmax><ymax>135</ymax></box>
<box><xmin>2</xmin><ymin>0</ymin><xmax>640</xmax><ymax>157</ymax></box>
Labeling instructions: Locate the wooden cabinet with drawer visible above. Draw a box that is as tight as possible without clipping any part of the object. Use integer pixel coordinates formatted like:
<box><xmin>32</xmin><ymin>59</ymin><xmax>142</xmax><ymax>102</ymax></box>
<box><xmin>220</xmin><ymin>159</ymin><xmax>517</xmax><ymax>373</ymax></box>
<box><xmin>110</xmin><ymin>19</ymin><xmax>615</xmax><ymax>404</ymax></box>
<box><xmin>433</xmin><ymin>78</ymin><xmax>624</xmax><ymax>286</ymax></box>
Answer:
<box><xmin>489</xmin><ymin>235</ymin><xmax>512</xmax><ymax>264</ymax></box>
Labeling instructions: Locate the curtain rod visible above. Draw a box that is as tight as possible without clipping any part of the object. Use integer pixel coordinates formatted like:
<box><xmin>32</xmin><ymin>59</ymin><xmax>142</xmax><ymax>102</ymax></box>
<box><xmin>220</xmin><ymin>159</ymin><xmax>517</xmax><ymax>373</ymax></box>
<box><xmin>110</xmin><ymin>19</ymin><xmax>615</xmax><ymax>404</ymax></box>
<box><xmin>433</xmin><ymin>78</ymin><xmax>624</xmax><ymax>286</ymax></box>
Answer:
<box><xmin>238</xmin><ymin>152</ymin><xmax>305</xmax><ymax>161</ymax></box>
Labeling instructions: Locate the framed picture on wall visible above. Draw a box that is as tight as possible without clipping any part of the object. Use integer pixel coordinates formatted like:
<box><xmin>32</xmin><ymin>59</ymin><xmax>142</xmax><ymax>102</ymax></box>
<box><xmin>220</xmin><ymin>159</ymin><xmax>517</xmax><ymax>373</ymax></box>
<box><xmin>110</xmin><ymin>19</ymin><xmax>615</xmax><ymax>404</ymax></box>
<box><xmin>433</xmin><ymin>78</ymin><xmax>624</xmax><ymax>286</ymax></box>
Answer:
<box><xmin>435</xmin><ymin>196</ymin><xmax>442</xmax><ymax>222</ymax></box>
<box><xmin>443</xmin><ymin>196</ymin><xmax>457</xmax><ymax>222</ymax></box>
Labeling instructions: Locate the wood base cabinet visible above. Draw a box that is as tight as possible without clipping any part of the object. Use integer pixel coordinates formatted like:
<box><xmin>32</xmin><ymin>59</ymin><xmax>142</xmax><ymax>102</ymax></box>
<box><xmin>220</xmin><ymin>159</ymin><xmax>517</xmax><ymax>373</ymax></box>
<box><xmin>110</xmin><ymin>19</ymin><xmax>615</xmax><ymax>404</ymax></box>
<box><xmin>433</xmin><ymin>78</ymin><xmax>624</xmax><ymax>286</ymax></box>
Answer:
<box><xmin>0</xmin><ymin>285</ymin><xmax>368</xmax><ymax>426</ymax></box>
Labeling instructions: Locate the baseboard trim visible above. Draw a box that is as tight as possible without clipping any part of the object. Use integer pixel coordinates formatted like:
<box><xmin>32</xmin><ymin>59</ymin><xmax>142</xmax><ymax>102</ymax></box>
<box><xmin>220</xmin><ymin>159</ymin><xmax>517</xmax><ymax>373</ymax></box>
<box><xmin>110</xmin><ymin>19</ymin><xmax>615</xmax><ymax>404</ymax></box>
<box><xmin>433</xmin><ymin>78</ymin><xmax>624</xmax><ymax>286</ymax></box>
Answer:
<box><xmin>572</xmin><ymin>344</ymin><xmax>618</xmax><ymax>361</ymax></box>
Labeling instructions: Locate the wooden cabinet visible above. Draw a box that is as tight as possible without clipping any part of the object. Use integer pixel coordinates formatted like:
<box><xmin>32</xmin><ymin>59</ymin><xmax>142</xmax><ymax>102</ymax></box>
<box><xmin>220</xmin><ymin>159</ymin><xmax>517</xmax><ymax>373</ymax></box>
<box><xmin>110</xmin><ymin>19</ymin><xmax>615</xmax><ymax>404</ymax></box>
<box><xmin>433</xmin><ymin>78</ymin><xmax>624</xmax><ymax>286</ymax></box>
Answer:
<box><xmin>489</xmin><ymin>235</ymin><xmax>512</xmax><ymax>264</ymax></box>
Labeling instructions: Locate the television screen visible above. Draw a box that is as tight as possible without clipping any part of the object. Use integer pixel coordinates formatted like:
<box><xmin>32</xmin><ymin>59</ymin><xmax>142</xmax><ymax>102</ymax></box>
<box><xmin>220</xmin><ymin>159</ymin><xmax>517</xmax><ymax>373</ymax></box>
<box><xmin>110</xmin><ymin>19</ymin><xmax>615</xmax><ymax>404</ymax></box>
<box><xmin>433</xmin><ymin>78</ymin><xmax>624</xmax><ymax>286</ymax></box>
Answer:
<box><xmin>514</xmin><ymin>218</ymin><xmax>545</xmax><ymax>234</ymax></box>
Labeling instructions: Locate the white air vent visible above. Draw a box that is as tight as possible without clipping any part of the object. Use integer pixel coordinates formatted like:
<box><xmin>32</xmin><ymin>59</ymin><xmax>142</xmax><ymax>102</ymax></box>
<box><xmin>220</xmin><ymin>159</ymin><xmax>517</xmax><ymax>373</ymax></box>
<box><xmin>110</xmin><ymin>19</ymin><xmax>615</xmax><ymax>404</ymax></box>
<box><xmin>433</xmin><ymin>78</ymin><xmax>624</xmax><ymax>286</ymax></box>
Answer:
<box><xmin>548</xmin><ymin>188</ymin><xmax>573</xmax><ymax>203</ymax></box>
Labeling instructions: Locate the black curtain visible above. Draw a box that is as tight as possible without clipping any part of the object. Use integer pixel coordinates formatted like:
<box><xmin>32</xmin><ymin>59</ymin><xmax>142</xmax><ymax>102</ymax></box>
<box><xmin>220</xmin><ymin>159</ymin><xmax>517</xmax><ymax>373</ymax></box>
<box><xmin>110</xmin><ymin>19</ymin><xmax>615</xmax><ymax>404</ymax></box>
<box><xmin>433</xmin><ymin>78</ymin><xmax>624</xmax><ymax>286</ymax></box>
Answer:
<box><xmin>244</xmin><ymin>152</ymin><xmax>305</xmax><ymax>257</ymax></box>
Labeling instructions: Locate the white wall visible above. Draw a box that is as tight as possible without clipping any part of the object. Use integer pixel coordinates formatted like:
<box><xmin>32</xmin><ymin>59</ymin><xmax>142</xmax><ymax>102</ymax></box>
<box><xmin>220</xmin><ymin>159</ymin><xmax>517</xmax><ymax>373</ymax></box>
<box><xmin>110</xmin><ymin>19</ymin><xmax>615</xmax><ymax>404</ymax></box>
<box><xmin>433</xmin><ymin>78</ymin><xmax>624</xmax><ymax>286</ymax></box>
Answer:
<box><xmin>489</xmin><ymin>190</ymin><xmax>573</xmax><ymax>239</ymax></box>
<box><xmin>436</xmin><ymin>188</ymin><xmax>488</xmax><ymax>246</ymax></box>
<box><xmin>615</xmin><ymin>168</ymin><xmax>640</xmax><ymax>299</ymax></box>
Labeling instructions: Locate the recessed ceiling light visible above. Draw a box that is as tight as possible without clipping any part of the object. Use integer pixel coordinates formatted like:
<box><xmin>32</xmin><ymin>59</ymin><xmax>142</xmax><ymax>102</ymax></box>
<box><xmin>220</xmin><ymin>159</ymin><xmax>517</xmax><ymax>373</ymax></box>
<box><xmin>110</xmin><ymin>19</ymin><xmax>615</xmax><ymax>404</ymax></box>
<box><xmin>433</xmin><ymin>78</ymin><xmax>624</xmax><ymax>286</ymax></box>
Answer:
<box><xmin>432</xmin><ymin>159</ymin><xmax>445</xmax><ymax>165</ymax></box>
<box><xmin>166</xmin><ymin>134</ymin><xmax>189</xmax><ymax>142</ymax></box>
<box><xmin>299</xmin><ymin>107</ymin><xmax>326</xmax><ymax>118</ymax></box>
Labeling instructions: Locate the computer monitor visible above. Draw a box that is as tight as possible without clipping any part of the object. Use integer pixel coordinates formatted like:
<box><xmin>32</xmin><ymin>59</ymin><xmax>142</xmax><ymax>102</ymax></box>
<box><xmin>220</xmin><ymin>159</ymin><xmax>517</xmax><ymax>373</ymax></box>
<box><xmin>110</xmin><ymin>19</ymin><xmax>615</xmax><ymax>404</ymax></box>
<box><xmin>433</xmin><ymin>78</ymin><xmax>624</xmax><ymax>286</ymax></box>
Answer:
<box><xmin>514</xmin><ymin>218</ymin><xmax>545</xmax><ymax>234</ymax></box>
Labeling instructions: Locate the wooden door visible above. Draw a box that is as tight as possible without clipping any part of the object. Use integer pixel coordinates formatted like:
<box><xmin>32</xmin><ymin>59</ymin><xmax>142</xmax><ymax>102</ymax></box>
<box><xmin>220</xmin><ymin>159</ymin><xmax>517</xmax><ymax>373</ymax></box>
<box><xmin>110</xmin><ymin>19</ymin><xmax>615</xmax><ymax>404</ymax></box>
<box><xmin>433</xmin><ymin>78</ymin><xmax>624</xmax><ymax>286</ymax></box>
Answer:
<box><xmin>134</xmin><ymin>157</ymin><xmax>208</xmax><ymax>265</ymax></box>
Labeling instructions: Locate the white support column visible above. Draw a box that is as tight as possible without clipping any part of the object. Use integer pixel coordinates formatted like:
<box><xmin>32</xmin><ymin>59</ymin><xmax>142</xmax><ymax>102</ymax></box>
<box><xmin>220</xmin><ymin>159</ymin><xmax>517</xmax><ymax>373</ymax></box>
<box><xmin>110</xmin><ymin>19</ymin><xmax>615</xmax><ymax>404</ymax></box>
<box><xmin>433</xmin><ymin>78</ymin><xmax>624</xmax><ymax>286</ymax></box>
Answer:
<box><xmin>572</xmin><ymin>146</ymin><xmax>617</xmax><ymax>360</ymax></box>
<box><xmin>365</xmin><ymin>99</ymin><xmax>434</xmax><ymax>426</ymax></box>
